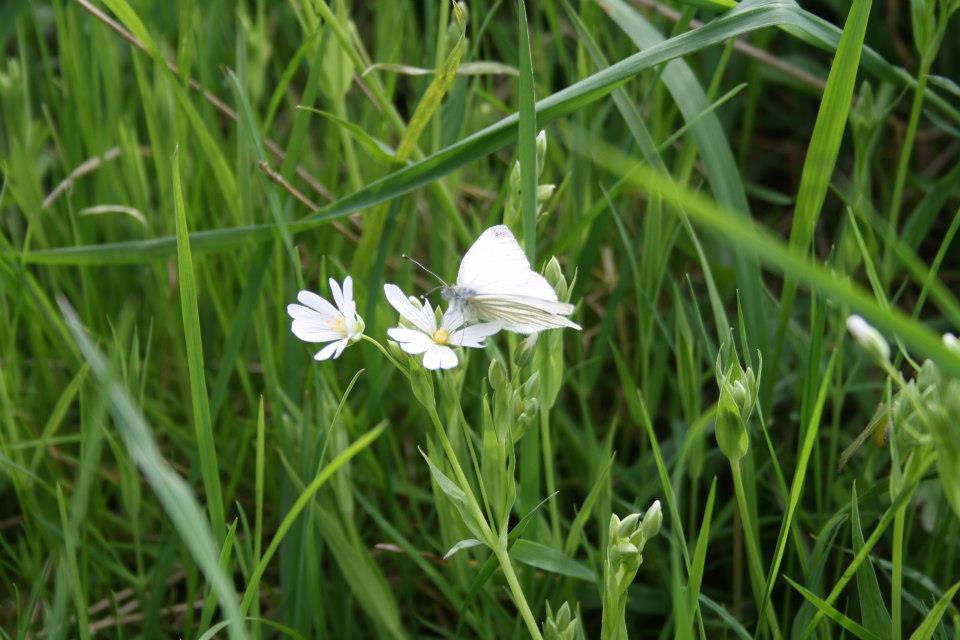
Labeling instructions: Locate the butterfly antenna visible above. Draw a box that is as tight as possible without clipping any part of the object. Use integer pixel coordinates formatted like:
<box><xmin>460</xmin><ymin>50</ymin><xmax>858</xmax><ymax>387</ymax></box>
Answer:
<box><xmin>402</xmin><ymin>254</ymin><xmax>448</xmax><ymax>287</ymax></box>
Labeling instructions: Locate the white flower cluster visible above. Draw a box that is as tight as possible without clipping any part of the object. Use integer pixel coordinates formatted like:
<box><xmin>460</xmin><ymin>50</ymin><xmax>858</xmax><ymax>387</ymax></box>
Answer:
<box><xmin>286</xmin><ymin>276</ymin><xmax>501</xmax><ymax>370</ymax></box>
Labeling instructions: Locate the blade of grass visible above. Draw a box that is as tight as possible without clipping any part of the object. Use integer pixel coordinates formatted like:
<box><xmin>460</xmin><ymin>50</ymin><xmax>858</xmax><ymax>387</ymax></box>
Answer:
<box><xmin>768</xmin><ymin>0</ymin><xmax>873</xmax><ymax>408</ymax></box>
<box><xmin>58</xmin><ymin>299</ymin><xmax>247</xmax><ymax>640</ymax></box>
<box><xmin>578</xmin><ymin>140</ymin><xmax>960</xmax><ymax>377</ymax></box>
<box><xmin>237</xmin><ymin>420</ymin><xmax>388</xmax><ymax>617</ymax></box>
<box><xmin>394</xmin><ymin>2</ymin><xmax>466</xmax><ymax>163</ymax></box>
<box><xmin>172</xmin><ymin>147</ymin><xmax>225</xmax><ymax>542</ymax></box>
<box><xmin>785</xmin><ymin>576</ymin><xmax>883</xmax><ymax>640</ymax></box>
<box><xmin>516</xmin><ymin>0</ymin><xmax>537</xmax><ymax>262</ymax></box>
<box><xmin>756</xmin><ymin>351</ymin><xmax>837</xmax><ymax>636</ymax></box>
<box><xmin>26</xmin><ymin>0</ymin><xmax>952</xmax><ymax>266</ymax></box>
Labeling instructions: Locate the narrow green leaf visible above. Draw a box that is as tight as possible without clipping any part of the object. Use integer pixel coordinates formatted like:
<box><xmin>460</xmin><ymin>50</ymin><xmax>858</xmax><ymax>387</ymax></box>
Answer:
<box><xmin>511</xmin><ymin>540</ymin><xmax>595</xmax><ymax>582</ymax></box>
<box><xmin>238</xmin><ymin>421</ymin><xmax>388</xmax><ymax>617</ymax></box>
<box><xmin>786</xmin><ymin>576</ymin><xmax>883</xmax><ymax>640</ymax></box>
<box><xmin>851</xmin><ymin>485</ymin><xmax>893</xmax><ymax>637</ymax></box>
<box><xmin>516</xmin><ymin>0</ymin><xmax>537</xmax><ymax>262</ymax></box>
<box><xmin>907</xmin><ymin>580</ymin><xmax>960</xmax><ymax>640</ymax></box>
<box><xmin>580</xmin><ymin>141</ymin><xmax>960</xmax><ymax>378</ymax></box>
<box><xmin>172</xmin><ymin>148</ymin><xmax>225</xmax><ymax>541</ymax></box>
<box><xmin>394</xmin><ymin>2</ymin><xmax>466</xmax><ymax>162</ymax></box>
<box><xmin>58</xmin><ymin>300</ymin><xmax>247</xmax><ymax>640</ymax></box>
<box><xmin>770</xmin><ymin>0</ymin><xmax>874</xmax><ymax>397</ymax></box>
<box><xmin>297</xmin><ymin>107</ymin><xmax>397</xmax><ymax>163</ymax></box>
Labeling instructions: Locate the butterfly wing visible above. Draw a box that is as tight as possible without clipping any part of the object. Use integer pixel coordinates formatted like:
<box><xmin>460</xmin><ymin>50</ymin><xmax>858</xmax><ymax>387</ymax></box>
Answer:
<box><xmin>455</xmin><ymin>225</ymin><xmax>579</xmax><ymax>333</ymax></box>
<box><xmin>456</xmin><ymin>225</ymin><xmax>559</xmax><ymax>301</ymax></box>
<box><xmin>469</xmin><ymin>294</ymin><xmax>580</xmax><ymax>334</ymax></box>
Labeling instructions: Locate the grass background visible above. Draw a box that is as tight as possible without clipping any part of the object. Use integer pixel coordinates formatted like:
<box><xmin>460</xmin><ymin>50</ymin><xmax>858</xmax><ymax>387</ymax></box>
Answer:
<box><xmin>1</xmin><ymin>0</ymin><xmax>959</xmax><ymax>637</ymax></box>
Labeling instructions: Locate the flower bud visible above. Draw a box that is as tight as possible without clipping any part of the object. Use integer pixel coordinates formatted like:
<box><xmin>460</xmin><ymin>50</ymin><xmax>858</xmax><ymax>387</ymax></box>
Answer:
<box><xmin>536</xmin><ymin>130</ymin><xmax>548</xmax><ymax>176</ymax></box>
<box><xmin>944</xmin><ymin>333</ymin><xmax>960</xmax><ymax>356</ymax></box>
<box><xmin>537</xmin><ymin>184</ymin><xmax>555</xmax><ymax>202</ymax></box>
<box><xmin>642</xmin><ymin>500</ymin><xmax>662</xmax><ymax>539</ymax></box>
<box><xmin>612</xmin><ymin>541</ymin><xmax>639</xmax><ymax>559</ymax></box>
<box><xmin>616</xmin><ymin>513</ymin><xmax>641</xmax><ymax>538</ymax></box>
<box><xmin>847</xmin><ymin>315</ymin><xmax>890</xmax><ymax>362</ymax></box>
<box><xmin>608</xmin><ymin>513</ymin><xmax>621</xmax><ymax>541</ymax></box>
<box><xmin>514</xmin><ymin>333</ymin><xmax>538</xmax><ymax>367</ymax></box>
<box><xmin>543</xmin><ymin>601</ymin><xmax>579</xmax><ymax>640</ymax></box>
<box><xmin>488</xmin><ymin>358</ymin><xmax>508</xmax><ymax>390</ymax></box>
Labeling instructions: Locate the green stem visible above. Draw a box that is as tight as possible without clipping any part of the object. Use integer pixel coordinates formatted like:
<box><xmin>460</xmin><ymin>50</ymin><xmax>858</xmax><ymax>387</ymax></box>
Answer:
<box><xmin>730</xmin><ymin>460</ymin><xmax>783</xmax><ymax>639</ymax></box>
<box><xmin>360</xmin><ymin>335</ymin><xmax>410</xmax><ymax>380</ymax></box>
<box><xmin>891</xmin><ymin>505</ymin><xmax>906</xmax><ymax>640</ymax></box>
<box><xmin>494</xmin><ymin>543</ymin><xmax>544</xmax><ymax>640</ymax></box>
<box><xmin>539</xmin><ymin>409</ymin><xmax>561</xmax><ymax>546</ymax></box>
<box><xmin>883</xmin><ymin>53</ymin><xmax>933</xmax><ymax>281</ymax></box>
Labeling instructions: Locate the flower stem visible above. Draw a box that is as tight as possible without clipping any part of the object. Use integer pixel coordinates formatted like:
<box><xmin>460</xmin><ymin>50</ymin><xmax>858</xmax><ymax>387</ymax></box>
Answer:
<box><xmin>892</xmin><ymin>505</ymin><xmax>906</xmax><ymax>640</ymax></box>
<box><xmin>361</xmin><ymin>335</ymin><xmax>410</xmax><ymax>379</ymax></box>
<box><xmin>882</xmin><ymin>52</ymin><xmax>933</xmax><ymax>282</ymax></box>
<box><xmin>730</xmin><ymin>460</ymin><xmax>783</xmax><ymax>639</ymax></box>
<box><xmin>493</xmin><ymin>543</ymin><xmax>543</xmax><ymax>640</ymax></box>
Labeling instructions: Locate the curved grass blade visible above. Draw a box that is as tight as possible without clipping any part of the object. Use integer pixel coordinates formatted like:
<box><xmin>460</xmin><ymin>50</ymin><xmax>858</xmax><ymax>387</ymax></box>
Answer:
<box><xmin>173</xmin><ymin>148</ymin><xmax>225</xmax><ymax>541</ymax></box>
<box><xmin>58</xmin><ymin>299</ymin><xmax>248</xmax><ymax>640</ymax></box>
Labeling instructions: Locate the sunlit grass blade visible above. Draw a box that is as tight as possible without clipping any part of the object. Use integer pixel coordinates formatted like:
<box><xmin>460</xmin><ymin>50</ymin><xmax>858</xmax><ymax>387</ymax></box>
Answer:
<box><xmin>769</xmin><ymin>0</ymin><xmax>873</xmax><ymax>402</ymax></box>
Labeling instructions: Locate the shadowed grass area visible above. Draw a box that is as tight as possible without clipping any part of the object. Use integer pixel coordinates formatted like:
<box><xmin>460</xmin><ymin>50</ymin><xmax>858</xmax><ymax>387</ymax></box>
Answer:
<box><xmin>1</xmin><ymin>0</ymin><xmax>959</xmax><ymax>638</ymax></box>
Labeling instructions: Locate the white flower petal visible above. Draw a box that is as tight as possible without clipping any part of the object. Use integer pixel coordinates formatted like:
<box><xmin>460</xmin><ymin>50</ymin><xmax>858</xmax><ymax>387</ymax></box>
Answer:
<box><xmin>297</xmin><ymin>290</ymin><xmax>338</xmax><ymax>317</ymax></box>
<box><xmin>423</xmin><ymin>345</ymin><xmax>457</xmax><ymax>370</ymax></box>
<box><xmin>329</xmin><ymin>277</ymin><xmax>345</xmax><ymax>311</ymax></box>
<box><xmin>287</xmin><ymin>303</ymin><xmax>323</xmax><ymax>321</ymax></box>
<box><xmin>388</xmin><ymin>328</ymin><xmax>434</xmax><ymax>354</ymax></box>
<box><xmin>441</xmin><ymin>306</ymin><xmax>465</xmax><ymax>332</ymax></box>
<box><xmin>291</xmin><ymin>320</ymin><xmax>343</xmax><ymax>343</ymax></box>
<box><xmin>384</xmin><ymin>284</ymin><xmax>435</xmax><ymax>334</ymax></box>
<box><xmin>315</xmin><ymin>338</ymin><xmax>348</xmax><ymax>361</ymax></box>
<box><xmin>450</xmin><ymin>321</ymin><xmax>502</xmax><ymax>348</ymax></box>
<box><xmin>342</xmin><ymin>276</ymin><xmax>354</xmax><ymax>305</ymax></box>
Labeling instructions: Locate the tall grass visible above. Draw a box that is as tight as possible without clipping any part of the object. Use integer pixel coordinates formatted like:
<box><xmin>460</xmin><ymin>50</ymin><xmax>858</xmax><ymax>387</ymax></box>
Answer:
<box><xmin>1</xmin><ymin>0</ymin><xmax>959</xmax><ymax>638</ymax></box>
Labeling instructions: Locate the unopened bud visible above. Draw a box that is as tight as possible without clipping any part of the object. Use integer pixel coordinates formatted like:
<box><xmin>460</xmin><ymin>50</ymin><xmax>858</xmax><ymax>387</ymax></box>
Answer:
<box><xmin>944</xmin><ymin>333</ymin><xmax>960</xmax><ymax>356</ymax></box>
<box><xmin>537</xmin><ymin>184</ymin><xmax>555</xmax><ymax>202</ymax></box>
<box><xmin>847</xmin><ymin>315</ymin><xmax>890</xmax><ymax>362</ymax></box>
<box><xmin>642</xmin><ymin>500</ymin><xmax>662</xmax><ymax>539</ymax></box>
<box><xmin>536</xmin><ymin>130</ymin><xmax>548</xmax><ymax>176</ymax></box>
<box><xmin>616</xmin><ymin>513</ymin><xmax>641</xmax><ymax>538</ymax></box>
<box><xmin>613</xmin><ymin>541</ymin><xmax>639</xmax><ymax>559</ymax></box>
<box><xmin>608</xmin><ymin>513</ymin><xmax>621</xmax><ymax>541</ymax></box>
<box><xmin>514</xmin><ymin>333</ymin><xmax>538</xmax><ymax>367</ymax></box>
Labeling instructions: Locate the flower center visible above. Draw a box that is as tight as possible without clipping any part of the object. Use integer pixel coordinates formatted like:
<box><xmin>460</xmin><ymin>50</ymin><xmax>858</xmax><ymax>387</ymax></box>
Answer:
<box><xmin>326</xmin><ymin>315</ymin><xmax>346</xmax><ymax>335</ymax></box>
<box><xmin>431</xmin><ymin>328</ymin><xmax>450</xmax><ymax>345</ymax></box>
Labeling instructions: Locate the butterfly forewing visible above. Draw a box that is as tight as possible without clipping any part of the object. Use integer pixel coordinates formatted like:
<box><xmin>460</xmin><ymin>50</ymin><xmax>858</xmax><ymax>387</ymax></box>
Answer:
<box><xmin>457</xmin><ymin>225</ymin><xmax>559</xmax><ymax>301</ymax></box>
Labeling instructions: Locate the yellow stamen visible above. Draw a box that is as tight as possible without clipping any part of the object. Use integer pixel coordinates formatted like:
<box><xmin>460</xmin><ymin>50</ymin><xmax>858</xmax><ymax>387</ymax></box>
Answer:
<box><xmin>326</xmin><ymin>316</ymin><xmax>346</xmax><ymax>334</ymax></box>
<box><xmin>432</xmin><ymin>328</ymin><xmax>450</xmax><ymax>345</ymax></box>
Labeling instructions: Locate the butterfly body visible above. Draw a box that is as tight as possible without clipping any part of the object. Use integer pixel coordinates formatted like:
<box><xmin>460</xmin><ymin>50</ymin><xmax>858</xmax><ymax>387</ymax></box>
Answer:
<box><xmin>443</xmin><ymin>225</ymin><xmax>581</xmax><ymax>334</ymax></box>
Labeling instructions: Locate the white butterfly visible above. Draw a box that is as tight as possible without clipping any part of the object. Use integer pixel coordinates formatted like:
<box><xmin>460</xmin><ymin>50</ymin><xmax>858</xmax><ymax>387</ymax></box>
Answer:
<box><xmin>440</xmin><ymin>225</ymin><xmax>581</xmax><ymax>334</ymax></box>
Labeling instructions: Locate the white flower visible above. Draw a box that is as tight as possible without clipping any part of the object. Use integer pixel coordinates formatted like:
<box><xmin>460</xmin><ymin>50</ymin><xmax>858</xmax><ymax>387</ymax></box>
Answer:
<box><xmin>287</xmin><ymin>276</ymin><xmax>364</xmax><ymax>360</ymax></box>
<box><xmin>846</xmin><ymin>314</ymin><xmax>890</xmax><ymax>362</ymax></box>
<box><xmin>383</xmin><ymin>283</ymin><xmax>501</xmax><ymax>370</ymax></box>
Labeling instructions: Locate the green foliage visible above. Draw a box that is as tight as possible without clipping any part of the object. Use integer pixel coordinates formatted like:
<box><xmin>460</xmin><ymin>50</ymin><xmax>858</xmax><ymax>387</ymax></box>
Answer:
<box><xmin>2</xmin><ymin>0</ymin><xmax>960</xmax><ymax>638</ymax></box>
